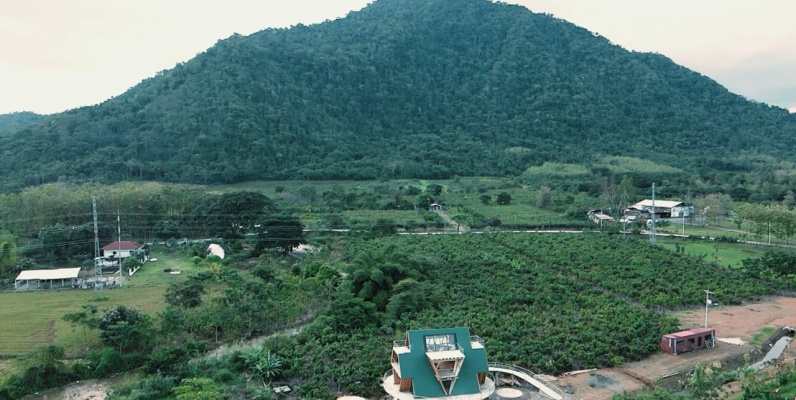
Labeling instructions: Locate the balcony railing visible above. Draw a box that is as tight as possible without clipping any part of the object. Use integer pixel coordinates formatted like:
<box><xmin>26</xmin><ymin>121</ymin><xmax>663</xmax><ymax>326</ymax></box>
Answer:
<box><xmin>470</xmin><ymin>335</ymin><xmax>485</xmax><ymax>346</ymax></box>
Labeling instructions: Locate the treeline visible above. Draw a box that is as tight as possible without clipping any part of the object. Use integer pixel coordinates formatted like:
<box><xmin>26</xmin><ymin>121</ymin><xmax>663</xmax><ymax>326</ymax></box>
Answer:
<box><xmin>0</xmin><ymin>183</ymin><xmax>306</xmax><ymax>282</ymax></box>
<box><xmin>0</xmin><ymin>181</ymin><xmax>455</xmax><ymax>283</ymax></box>
<box><xmin>0</xmin><ymin>0</ymin><xmax>794</xmax><ymax>190</ymax></box>
<box><xmin>0</xmin><ymin>112</ymin><xmax>42</xmax><ymax>136</ymax></box>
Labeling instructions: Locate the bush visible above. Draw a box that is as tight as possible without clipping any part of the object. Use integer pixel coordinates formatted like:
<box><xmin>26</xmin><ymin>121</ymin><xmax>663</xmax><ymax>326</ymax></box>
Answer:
<box><xmin>107</xmin><ymin>375</ymin><xmax>178</xmax><ymax>400</ymax></box>
<box><xmin>91</xmin><ymin>348</ymin><xmax>125</xmax><ymax>376</ymax></box>
<box><xmin>144</xmin><ymin>345</ymin><xmax>189</xmax><ymax>375</ymax></box>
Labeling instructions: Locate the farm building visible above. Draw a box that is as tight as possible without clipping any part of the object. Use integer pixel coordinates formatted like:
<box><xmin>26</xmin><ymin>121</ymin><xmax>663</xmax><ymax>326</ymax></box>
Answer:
<box><xmin>14</xmin><ymin>267</ymin><xmax>82</xmax><ymax>290</ymax></box>
<box><xmin>429</xmin><ymin>203</ymin><xmax>444</xmax><ymax>212</ymax></box>
<box><xmin>660</xmin><ymin>327</ymin><xmax>716</xmax><ymax>355</ymax></box>
<box><xmin>383</xmin><ymin>327</ymin><xmax>494</xmax><ymax>400</ymax></box>
<box><xmin>629</xmin><ymin>200</ymin><xmax>693</xmax><ymax>219</ymax></box>
<box><xmin>587</xmin><ymin>210</ymin><xmax>615</xmax><ymax>224</ymax></box>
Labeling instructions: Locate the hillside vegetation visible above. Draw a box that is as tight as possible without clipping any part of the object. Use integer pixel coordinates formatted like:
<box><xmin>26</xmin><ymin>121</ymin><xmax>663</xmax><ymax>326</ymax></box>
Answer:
<box><xmin>0</xmin><ymin>0</ymin><xmax>794</xmax><ymax>191</ymax></box>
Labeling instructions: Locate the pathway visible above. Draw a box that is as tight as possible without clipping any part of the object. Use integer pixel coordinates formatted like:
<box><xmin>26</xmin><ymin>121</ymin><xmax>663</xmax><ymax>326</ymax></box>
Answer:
<box><xmin>488</xmin><ymin>363</ymin><xmax>569</xmax><ymax>400</ymax></box>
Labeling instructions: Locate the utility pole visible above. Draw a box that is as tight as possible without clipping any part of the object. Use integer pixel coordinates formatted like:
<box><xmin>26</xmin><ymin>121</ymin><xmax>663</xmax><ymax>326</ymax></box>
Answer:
<box><xmin>92</xmin><ymin>198</ymin><xmax>104</xmax><ymax>298</ymax></box>
<box><xmin>682</xmin><ymin>210</ymin><xmax>686</xmax><ymax>236</ymax></box>
<box><xmin>650</xmin><ymin>183</ymin><xmax>656</xmax><ymax>245</ymax></box>
<box><xmin>704</xmin><ymin>289</ymin><xmax>713</xmax><ymax>328</ymax></box>
<box><xmin>117</xmin><ymin>211</ymin><xmax>123</xmax><ymax>288</ymax></box>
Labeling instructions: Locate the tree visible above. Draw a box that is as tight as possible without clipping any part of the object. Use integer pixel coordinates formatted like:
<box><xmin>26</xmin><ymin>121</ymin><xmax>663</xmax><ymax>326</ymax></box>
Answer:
<box><xmin>537</xmin><ymin>186</ymin><xmax>552</xmax><ymax>208</ymax></box>
<box><xmin>62</xmin><ymin>304</ymin><xmax>99</xmax><ymax>349</ymax></box>
<box><xmin>98</xmin><ymin>306</ymin><xmax>153</xmax><ymax>352</ymax></box>
<box><xmin>255</xmin><ymin>213</ymin><xmax>304</xmax><ymax>255</ymax></box>
<box><xmin>785</xmin><ymin>190</ymin><xmax>796</xmax><ymax>209</ymax></box>
<box><xmin>385</xmin><ymin>278</ymin><xmax>443</xmax><ymax>320</ymax></box>
<box><xmin>122</xmin><ymin>256</ymin><xmax>142</xmax><ymax>272</ymax></box>
<box><xmin>192</xmin><ymin>191</ymin><xmax>277</xmax><ymax>239</ymax></box>
<box><xmin>368</xmin><ymin>218</ymin><xmax>397</xmax><ymax>238</ymax></box>
<box><xmin>683</xmin><ymin>363</ymin><xmax>728</xmax><ymax>399</ymax></box>
<box><xmin>345</xmin><ymin>245</ymin><xmax>421</xmax><ymax>310</ymax></box>
<box><xmin>321</xmin><ymin>294</ymin><xmax>379</xmax><ymax>332</ymax></box>
<box><xmin>165</xmin><ymin>275</ymin><xmax>208</xmax><ymax>308</ymax></box>
<box><xmin>479</xmin><ymin>194</ymin><xmax>492</xmax><ymax>205</ymax></box>
<box><xmin>496</xmin><ymin>192</ymin><xmax>512</xmax><ymax>205</ymax></box>
<box><xmin>694</xmin><ymin>194</ymin><xmax>733</xmax><ymax>227</ymax></box>
<box><xmin>0</xmin><ymin>234</ymin><xmax>17</xmax><ymax>277</ymax></box>
<box><xmin>426</xmin><ymin>184</ymin><xmax>443</xmax><ymax>196</ymax></box>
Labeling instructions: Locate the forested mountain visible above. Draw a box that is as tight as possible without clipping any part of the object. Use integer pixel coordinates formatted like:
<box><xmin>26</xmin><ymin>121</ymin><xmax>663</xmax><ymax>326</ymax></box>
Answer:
<box><xmin>0</xmin><ymin>0</ymin><xmax>794</xmax><ymax>190</ymax></box>
<box><xmin>0</xmin><ymin>112</ymin><xmax>42</xmax><ymax>136</ymax></box>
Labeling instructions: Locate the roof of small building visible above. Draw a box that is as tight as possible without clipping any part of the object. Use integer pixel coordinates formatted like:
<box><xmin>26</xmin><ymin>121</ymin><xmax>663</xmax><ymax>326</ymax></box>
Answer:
<box><xmin>633</xmin><ymin>200</ymin><xmax>684</xmax><ymax>209</ymax></box>
<box><xmin>663</xmin><ymin>327</ymin><xmax>715</xmax><ymax>339</ymax></box>
<box><xmin>101</xmin><ymin>241</ymin><xmax>144</xmax><ymax>251</ymax></box>
<box><xmin>16</xmin><ymin>267</ymin><xmax>82</xmax><ymax>281</ymax></box>
<box><xmin>397</xmin><ymin>327</ymin><xmax>488</xmax><ymax>398</ymax></box>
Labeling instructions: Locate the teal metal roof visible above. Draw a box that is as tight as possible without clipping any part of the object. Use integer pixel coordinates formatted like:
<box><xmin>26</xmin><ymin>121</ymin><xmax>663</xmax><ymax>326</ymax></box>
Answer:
<box><xmin>398</xmin><ymin>327</ymin><xmax>488</xmax><ymax>398</ymax></box>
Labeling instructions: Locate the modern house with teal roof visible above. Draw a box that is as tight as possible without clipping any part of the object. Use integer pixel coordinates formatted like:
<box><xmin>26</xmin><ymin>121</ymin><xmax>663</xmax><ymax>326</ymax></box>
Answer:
<box><xmin>382</xmin><ymin>327</ymin><xmax>495</xmax><ymax>400</ymax></box>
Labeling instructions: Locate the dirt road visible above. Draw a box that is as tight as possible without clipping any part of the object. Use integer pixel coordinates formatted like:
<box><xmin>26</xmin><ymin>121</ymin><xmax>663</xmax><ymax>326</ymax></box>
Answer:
<box><xmin>434</xmin><ymin>210</ymin><xmax>469</xmax><ymax>233</ymax></box>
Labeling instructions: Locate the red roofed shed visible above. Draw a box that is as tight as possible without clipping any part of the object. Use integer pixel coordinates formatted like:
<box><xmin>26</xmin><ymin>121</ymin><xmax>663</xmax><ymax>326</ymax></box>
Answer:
<box><xmin>660</xmin><ymin>327</ymin><xmax>715</xmax><ymax>355</ymax></box>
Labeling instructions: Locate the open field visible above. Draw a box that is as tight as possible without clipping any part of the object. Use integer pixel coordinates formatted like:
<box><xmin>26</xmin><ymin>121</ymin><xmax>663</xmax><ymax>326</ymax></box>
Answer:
<box><xmin>556</xmin><ymin>297</ymin><xmax>796</xmax><ymax>400</ymax></box>
<box><xmin>0</xmin><ymin>249</ymin><xmax>199</xmax><ymax>357</ymax></box>
<box><xmin>655</xmin><ymin>237</ymin><xmax>790</xmax><ymax>268</ymax></box>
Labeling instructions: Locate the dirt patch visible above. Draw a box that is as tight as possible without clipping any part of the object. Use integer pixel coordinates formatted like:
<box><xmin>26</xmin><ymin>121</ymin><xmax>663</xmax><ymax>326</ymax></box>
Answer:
<box><xmin>585</xmin><ymin>374</ymin><xmax>622</xmax><ymax>391</ymax></box>
<box><xmin>555</xmin><ymin>297</ymin><xmax>796</xmax><ymax>400</ymax></box>
<box><xmin>496</xmin><ymin>388</ymin><xmax>524</xmax><ymax>398</ymax></box>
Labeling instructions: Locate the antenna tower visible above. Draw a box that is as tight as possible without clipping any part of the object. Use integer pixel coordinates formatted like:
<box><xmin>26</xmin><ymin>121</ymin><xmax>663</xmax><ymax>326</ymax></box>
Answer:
<box><xmin>93</xmin><ymin>198</ymin><xmax>104</xmax><ymax>297</ymax></box>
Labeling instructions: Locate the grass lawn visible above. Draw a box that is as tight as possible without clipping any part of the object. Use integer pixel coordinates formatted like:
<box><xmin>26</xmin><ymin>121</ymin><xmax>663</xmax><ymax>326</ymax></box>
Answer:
<box><xmin>0</xmin><ymin>286</ymin><xmax>169</xmax><ymax>356</ymax></box>
<box><xmin>0</xmin><ymin>248</ymin><xmax>199</xmax><ymax>357</ymax></box>
<box><xmin>655</xmin><ymin>237</ymin><xmax>793</xmax><ymax>268</ymax></box>
<box><xmin>748</xmin><ymin>326</ymin><xmax>776</xmax><ymax>347</ymax></box>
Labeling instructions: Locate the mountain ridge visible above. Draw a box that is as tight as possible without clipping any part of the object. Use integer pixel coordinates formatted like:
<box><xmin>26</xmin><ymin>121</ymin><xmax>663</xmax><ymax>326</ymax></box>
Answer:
<box><xmin>0</xmin><ymin>0</ymin><xmax>793</xmax><ymax>191</ymax></box>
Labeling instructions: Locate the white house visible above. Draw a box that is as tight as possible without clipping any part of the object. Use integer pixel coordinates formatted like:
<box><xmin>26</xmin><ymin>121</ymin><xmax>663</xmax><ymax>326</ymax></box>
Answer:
<box><xmin>97</xmin><ymin>241</ymin><xmax>146</xmax><ymax>268</ymax></box>
<box><xmin>101</xmin><ymin>241</ymin><xmax>145</xmax><ymax>259</ymax></box>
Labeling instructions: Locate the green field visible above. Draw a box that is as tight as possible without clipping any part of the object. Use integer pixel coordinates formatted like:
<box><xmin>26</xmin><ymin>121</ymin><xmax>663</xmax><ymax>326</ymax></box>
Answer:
<box><xmin>655</xmin><ymin>237</ymin><xmax>784</xmax><ymax>268</ymax></box>
<box><xmin>0</xmin><ymin>249</ymin><xmax>200</xmax><ymax>356</ymax></box>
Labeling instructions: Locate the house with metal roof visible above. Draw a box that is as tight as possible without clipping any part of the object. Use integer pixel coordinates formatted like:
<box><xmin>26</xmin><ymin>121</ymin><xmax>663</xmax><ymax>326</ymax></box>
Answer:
<box><xmin>629</xmin><ymin>200</ymin><xmax>693</xmax><ymax>218</ymax></box>
<box><xmin>14</xmin><ymin>267</ymin><xmax>82</xmax><ymax>290</ymax></box>
<box><xmin>382</xmin><ymin>327</ymin><xmax>494</xmax><ymax>400</ymax></box>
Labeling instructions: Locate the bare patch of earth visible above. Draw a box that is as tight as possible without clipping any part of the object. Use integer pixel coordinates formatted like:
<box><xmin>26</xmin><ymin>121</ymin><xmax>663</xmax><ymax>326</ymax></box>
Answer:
<box><xmin>555</xmin><ymin>297</ymin><xmax>796</xmax><ymax>400</ymax></box>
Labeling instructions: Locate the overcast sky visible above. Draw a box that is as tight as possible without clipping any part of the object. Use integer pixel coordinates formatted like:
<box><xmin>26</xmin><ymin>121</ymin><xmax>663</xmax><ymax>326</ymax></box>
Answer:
<box><xmin>1</xmin><ymin>0</ymin><xmax>794</xmax><ymax>115</ymax></box>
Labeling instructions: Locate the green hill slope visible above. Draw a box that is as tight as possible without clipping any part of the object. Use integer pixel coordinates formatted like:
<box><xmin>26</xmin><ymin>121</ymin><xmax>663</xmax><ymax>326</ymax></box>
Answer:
<box><xmin>0</xmin><ymin>0</ymin><xmax>793</xmax><ymax>190</ymax></box>
<box><xmin>0</xmin><ymin>112</ymin><xmax>43</xmax><ymax>136</ymax></box>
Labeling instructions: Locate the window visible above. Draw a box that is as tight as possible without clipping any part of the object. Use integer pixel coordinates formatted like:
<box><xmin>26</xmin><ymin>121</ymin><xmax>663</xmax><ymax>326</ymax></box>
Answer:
<box><xmin>425</xmin><ymin>334</ymin><xmax>457</xmax><ymax>352</ymax></box>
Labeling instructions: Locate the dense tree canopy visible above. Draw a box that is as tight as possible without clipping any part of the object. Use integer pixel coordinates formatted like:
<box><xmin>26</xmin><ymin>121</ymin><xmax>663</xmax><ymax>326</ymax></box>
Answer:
<box><xmin>0</xmin><ymin>0</ymin><xmax>793</xmax><ymax>191</ymax></box>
